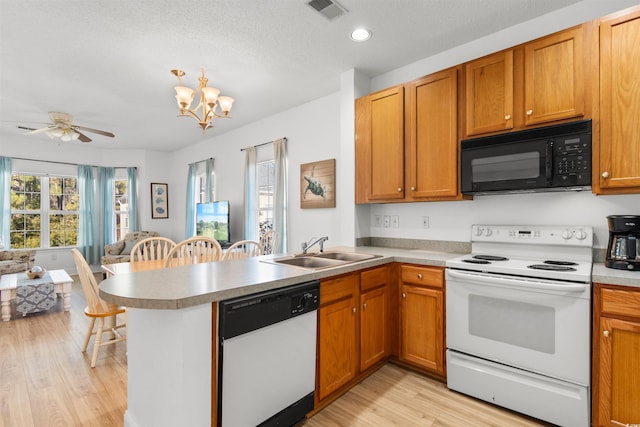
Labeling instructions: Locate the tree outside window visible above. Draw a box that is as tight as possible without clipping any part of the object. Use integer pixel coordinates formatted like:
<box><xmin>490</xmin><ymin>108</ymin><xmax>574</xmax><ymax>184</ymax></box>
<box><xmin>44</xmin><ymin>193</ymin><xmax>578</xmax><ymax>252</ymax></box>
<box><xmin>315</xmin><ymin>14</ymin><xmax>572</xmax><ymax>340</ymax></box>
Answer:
<box><xmin>257</xmin><ymin>160</ymin><xmax>274</xmax><ymax>251</ymax></box>
<box><xmin>114</xmin><ymin>179</ymin><xmax>129</xmax><ymax>241</ymax></box>
<box><xmin>10</xmin><ymin>174</ymin><xmax>78</xmax><ymax>249</ymax></box>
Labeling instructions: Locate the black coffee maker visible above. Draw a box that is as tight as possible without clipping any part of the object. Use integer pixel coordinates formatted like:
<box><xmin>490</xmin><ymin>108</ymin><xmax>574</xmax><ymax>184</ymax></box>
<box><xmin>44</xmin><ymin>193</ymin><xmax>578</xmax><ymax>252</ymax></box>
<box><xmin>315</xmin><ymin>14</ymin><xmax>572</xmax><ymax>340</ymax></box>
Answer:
<box><xmin>606</xmin><ymin>215</ymin><xmax>640</xmax><ymax>271</ymax></box>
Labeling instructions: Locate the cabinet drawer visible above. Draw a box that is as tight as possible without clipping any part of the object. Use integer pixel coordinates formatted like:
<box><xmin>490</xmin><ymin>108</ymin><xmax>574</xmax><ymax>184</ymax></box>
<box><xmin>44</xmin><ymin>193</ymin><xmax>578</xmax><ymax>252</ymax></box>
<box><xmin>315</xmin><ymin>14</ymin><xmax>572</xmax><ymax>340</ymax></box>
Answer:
<box><xmin>321</xmin><ymin>274</ymin><xmax>358</xmax><ymax>305</ymax></box>
<box><xmin>400</xmin><ymin>265</ymin><xmax>443</xmax><ymax>288</ymax></box>
<box><xmin>361</xmin><ymin>266</ymin><xmax>387</xmax><ymax>291</ymax></box>
<box><xmin>601</xmin><ymin>288</ymin><xmax>640</xmax><ymax>319</ymax></box>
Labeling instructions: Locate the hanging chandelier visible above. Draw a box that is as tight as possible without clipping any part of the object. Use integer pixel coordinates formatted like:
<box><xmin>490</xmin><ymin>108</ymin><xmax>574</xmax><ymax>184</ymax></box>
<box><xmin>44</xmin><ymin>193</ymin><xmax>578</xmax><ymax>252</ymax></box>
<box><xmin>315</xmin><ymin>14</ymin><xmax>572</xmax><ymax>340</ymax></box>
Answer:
<box><xmin>170</xmin><ymin>68</ymin><xmax>235</xmax><ymax>133</ymax></box>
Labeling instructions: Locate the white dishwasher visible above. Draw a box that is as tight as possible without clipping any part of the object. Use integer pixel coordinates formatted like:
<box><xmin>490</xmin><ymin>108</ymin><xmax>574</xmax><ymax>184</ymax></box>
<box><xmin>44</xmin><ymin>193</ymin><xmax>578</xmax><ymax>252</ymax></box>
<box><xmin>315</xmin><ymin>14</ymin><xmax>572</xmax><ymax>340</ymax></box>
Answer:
<box><xmin>217</xmin><ymin>281</ymin><xmax>319</xmax><ymax>427</ymax></box>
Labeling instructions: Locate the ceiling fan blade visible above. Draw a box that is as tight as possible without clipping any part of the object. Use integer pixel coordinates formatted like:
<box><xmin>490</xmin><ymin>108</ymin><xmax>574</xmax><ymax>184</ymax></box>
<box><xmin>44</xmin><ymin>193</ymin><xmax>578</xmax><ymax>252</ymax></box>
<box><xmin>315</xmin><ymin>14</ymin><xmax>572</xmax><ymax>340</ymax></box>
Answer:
<box><xmin>21</xmin><ymin>126</ymin><xmax>54</xmax><ymax>135</ymax></box>
<box><xmin>73</xmin><ymin>125</ymin><xmax>115</xmax><ymax>138</ymax></box>
<box><xmin>75</xmin><ymin>130</ymin><xmax>93</xmax><ymax>143</ymax></box>
<box><xmin>17</xmin><ymin>125</ymin><xmax>37</xmax><ymax>131</ymax></box>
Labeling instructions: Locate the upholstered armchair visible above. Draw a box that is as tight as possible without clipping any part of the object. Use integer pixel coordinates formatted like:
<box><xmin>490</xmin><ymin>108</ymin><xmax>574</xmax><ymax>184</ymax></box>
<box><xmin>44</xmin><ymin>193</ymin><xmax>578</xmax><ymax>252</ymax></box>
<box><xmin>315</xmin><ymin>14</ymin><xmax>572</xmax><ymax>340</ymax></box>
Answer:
<box><xmin>0</xmin><ymin>249</ymin><xmax>36</xmax><ymax>277</ymax></box>
<box><xmin>102</xmin><ymin>231</ymin><xmax>160</xmax><ymax>265</ymax></box>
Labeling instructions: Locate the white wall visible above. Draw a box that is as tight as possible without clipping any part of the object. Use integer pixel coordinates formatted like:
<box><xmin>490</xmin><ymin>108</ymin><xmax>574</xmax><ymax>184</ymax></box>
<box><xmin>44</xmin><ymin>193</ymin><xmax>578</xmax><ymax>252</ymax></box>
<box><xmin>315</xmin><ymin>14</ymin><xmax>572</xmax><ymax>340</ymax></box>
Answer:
<box><xmin>168</xmin><ymin>92</ymin><xmax>344</xmax><ymax>251</ymax></box>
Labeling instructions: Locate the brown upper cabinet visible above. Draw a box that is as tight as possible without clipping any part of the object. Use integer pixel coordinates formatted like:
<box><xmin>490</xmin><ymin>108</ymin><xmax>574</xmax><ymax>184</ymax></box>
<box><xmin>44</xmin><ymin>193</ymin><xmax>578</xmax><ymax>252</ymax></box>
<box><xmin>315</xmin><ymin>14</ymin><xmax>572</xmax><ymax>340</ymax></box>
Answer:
<box><xmin>355</xmin><ymin>86</ymin><xmax>405</xmax><ymax>203</ymax></box>
<box><xmin>464</xmin><ymin>24</ymin><xmax>591</xmax><ymax>138</ymax></box>
<box><xmin>355</xmin><ymin>67</ymin><xmax>463</xmax><ymax>203</ymax></box>
<box><xmin>594</xmin><ymin>5</ymin><xmax>640</xmax><ymax>194</ymax></box>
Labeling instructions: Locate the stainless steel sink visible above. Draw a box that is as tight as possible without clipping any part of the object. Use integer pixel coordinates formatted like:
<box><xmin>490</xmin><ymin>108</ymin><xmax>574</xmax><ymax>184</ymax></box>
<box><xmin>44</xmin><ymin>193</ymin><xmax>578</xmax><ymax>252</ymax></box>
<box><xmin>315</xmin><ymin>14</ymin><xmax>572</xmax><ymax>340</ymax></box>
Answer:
<box><xmin>269</xmin><ymin>256</ymin><xmax>345</xmax><ymax>269</ymax></box>
<box><xmin>313</xmin><ymin>252</ymin><xmax>379</xmax><ymax>262</ymax></box>
<box><xmin>261</xmin><ymin>251</ymin><xmax>381</xmax><ymax>270</ymax></box>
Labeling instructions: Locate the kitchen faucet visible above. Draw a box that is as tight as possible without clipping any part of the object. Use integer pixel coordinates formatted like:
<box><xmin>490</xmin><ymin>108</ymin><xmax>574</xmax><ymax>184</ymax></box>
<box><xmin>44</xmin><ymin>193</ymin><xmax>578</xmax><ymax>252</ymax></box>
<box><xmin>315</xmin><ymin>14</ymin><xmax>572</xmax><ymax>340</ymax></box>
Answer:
<box><xmin>301</xmin><ymin>236</ymin><xmax>329</xmax><ymax>254</ymax></box>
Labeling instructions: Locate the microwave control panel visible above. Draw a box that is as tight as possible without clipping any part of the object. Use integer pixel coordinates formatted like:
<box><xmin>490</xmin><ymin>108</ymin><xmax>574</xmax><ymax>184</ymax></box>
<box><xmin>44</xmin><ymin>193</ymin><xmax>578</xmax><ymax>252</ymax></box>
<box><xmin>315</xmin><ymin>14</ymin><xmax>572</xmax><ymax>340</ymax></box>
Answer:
<box><xmin>552</xmin><ymin>135</ymin><xmax>591</xmax><ymax>186</ymax></box>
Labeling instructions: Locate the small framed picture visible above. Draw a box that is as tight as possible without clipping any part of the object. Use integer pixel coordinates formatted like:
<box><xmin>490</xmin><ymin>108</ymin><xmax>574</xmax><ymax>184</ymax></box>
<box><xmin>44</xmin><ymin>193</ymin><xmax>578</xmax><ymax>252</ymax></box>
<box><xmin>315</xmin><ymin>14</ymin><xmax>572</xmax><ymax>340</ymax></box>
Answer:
<box><xmin>300</xmin><ymin>159</ymin><xmax>336</xmax><ymax>209</ymax></box>
<box><xmin>150</xmin><ymin>183</ymin><xmax>169</xmax><ymax>219</ymax></box>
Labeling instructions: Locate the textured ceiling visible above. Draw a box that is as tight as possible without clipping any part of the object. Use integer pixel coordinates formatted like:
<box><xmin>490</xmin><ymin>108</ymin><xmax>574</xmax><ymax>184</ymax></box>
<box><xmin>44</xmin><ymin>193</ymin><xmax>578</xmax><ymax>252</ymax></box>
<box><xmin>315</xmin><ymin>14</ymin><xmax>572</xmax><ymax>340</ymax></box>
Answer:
<box><xmin>0</xmin><ymin>0</ymin><xmax>589</xmax><ymax>152</ymax></box>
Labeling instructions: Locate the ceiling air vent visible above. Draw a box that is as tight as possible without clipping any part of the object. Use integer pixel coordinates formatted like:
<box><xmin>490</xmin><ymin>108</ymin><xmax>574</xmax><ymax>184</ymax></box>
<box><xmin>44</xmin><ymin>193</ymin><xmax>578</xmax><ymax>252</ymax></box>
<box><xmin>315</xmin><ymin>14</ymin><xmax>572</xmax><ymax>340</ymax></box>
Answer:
<box><xmin>306</xmin><ymin>0</ymin><xmax>348</xmax><ymax>21</ymax></box>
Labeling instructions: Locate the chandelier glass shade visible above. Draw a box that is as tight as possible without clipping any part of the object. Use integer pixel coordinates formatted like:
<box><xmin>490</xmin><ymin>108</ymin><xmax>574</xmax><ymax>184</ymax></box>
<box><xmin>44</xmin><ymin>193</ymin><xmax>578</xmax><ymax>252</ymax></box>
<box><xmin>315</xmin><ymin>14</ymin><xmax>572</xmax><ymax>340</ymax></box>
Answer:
<box><xmin>171</xmin><ymin>68</ymin><xmax>234</xmax><ymax>132</ymax></box>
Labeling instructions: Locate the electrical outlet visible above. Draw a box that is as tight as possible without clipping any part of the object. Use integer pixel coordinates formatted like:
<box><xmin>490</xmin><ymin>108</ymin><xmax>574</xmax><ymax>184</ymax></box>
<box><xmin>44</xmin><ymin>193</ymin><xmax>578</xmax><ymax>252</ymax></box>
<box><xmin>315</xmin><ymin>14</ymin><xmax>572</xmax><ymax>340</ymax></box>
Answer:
<box><xmin>422</xmin><ymin>216</ymin><xmax>430</xmax><ymax>229</ymax></box>
<box><xmin>374</xmin><ymin>215</ymin><xmax>382</xmax><ymax>227</ymax></box>
<box><xmin>391</xmin><ymin>215</ymin><xmax>399</xmax><ymax>228</ymax></box>
<box><xmin>383</xmin><ymin>215</ymin><xmax>391</xmax><ymax>228</ymax></box>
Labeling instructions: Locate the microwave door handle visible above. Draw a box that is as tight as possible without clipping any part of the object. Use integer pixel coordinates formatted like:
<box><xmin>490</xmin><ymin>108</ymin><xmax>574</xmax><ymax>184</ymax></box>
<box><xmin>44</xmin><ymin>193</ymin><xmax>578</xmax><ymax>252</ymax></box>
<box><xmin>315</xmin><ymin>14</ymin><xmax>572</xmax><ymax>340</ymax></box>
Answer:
<box><xmin>629</xmin><ymin>236</ymin><xmax>637</xmax><ymax>260</ymax></box>
<box><xmin>447</xmin><ymin>269</ymin><xmax>587</xmax><ymax>292</ymax></box>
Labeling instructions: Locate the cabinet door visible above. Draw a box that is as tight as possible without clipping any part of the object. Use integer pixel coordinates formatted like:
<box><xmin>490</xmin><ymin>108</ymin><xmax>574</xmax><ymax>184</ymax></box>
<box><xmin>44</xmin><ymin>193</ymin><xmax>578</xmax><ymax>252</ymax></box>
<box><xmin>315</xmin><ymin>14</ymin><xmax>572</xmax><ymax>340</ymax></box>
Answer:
<box><xmin>400</xmin><ymin>285</ymin><xmax>444</xmax><ymax>375</ymax></box>
<box><xmin>369</xmin><ymin>86</ymin><xmax>405</xmax><ymax>201</ymax></box>
<box><xmin>523</xmin><ymin>27</ymin><xmax>584</xmax><ymax>125</ymax></box>
<box><xmin>317</xmin><ymin>296</ymin><xmax>357</xmax><ymax>400</ymax></box>
<box><xmin>598</xmin><ymin>8</ymin><xmax>640</xmax><ymax>190</ymax></box>
<box><xmin>465</xmin><ymin>50</ymin><xmax>514</xmax><ymax>136</ymax></box>
<box><xmin>596</xmin><ymin>317</ymin><xmax>640</xmax><ymax>427</ymax></box>
<box><xmin>405</xmin><ymin>68</ymin><xmax>458</xmax><ymax>199</ymax></box>
<box><xmin>360</xmin><ymin>286</ymin><xmax>388</xmax><ymax>371</ymax></box>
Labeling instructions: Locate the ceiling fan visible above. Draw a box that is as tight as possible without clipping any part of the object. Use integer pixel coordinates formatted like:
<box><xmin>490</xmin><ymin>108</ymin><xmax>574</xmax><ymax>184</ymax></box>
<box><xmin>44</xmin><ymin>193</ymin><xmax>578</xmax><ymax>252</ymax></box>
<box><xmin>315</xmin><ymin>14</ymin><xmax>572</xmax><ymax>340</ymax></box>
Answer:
<box><xmin>17</xmin><ymin>111</ymin><xmax>115</xmax><ymax>143</ymax></box>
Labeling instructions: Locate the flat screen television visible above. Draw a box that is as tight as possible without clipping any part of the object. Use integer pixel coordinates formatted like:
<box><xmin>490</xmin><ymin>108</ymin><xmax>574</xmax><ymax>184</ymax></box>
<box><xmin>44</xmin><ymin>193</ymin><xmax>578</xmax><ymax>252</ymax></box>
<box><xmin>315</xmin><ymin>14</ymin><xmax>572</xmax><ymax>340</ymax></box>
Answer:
<box><xmin>196</xmin><ymin>200</ymin><xmax>230</xmax><ymax>246</ymax></box>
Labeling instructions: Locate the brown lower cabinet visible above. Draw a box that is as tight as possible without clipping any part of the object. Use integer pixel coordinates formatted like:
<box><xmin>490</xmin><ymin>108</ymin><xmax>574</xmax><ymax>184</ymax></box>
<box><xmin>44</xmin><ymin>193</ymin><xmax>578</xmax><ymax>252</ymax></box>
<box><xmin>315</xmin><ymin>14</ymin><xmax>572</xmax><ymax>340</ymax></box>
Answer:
<box><xmin>315</xmin><ymin>266</ymin><xmax>393</xmax><ymax>408</ymax></box>
<box><xmin>398</xmin><ymin>264</ymin><xmax>445</xmax><ymax>377</ymax></box>
<box><xmin>592</xmin><ymin>283</ymin><xmax>640</xmax><ymax>427</ymax></box>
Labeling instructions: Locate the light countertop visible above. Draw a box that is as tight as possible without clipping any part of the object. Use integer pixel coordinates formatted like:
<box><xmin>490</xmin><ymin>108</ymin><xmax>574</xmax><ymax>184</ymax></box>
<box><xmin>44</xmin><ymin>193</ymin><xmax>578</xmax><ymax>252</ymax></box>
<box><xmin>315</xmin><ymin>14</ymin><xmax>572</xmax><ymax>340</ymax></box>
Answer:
<box><xmin>99</xmin><ymin>246</ymin><xmax>640</xmax><ymax>310</ymax></box>
<box><xmin>98</xmin><ymin>246</ymin><xmax>459</xmax><ymax>310</ymax></box>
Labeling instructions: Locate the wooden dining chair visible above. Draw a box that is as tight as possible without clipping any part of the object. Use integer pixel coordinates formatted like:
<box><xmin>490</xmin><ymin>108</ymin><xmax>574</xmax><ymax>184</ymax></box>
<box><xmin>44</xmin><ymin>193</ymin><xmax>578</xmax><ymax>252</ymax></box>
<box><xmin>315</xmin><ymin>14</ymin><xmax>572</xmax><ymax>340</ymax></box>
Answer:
<box><xmin>71</xmin><ymin>249</ymin><xmax>126</xmax><ymax>368</ymax></box>
<box><xmin>164</xmin><ymin>236</ymin><xmax>223</xmax><ymax>268</ymax></box>
<box><xmin>221</xmin><ymin>240</ymin><xmax>262</xmax><ymax>261</ymax></box>
<box><xmin>130</xmin><ymin>237</ymin><xmax>176</xmax><ymax>262</ymax></box>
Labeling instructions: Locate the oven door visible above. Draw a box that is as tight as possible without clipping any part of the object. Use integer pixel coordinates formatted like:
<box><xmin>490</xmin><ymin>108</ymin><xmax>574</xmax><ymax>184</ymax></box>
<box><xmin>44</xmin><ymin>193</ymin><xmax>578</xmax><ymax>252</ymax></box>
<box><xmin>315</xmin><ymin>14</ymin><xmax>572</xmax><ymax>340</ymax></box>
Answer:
<box><xmin>460</xmin><ymin>138</ymin><xmax>551</xmax><ymax>194</ymax></box>
<box><xmin>445</xmin><ymin>269</ymin><xmax>590</xmax><ymax>385</ymax></box>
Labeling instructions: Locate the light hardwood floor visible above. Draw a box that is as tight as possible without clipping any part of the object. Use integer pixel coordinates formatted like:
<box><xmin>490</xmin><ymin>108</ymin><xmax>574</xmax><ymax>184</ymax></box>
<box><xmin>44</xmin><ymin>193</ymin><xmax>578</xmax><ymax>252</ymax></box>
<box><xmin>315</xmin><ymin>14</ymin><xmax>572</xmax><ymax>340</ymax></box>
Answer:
<box><xmin>1</xmin><ymin>275</ymin><xmax>549</xmax><ymax>427</ymax></box>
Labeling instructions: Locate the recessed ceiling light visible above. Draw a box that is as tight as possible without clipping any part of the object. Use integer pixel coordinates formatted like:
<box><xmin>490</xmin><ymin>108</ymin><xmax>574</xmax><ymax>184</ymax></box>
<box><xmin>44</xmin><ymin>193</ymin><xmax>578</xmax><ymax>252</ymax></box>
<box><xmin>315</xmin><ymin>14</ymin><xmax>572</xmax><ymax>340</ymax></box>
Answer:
<box><xmin>350</xmin><ymin>28</ymin><xmax>371</xmax><ymax>42</ymax></box>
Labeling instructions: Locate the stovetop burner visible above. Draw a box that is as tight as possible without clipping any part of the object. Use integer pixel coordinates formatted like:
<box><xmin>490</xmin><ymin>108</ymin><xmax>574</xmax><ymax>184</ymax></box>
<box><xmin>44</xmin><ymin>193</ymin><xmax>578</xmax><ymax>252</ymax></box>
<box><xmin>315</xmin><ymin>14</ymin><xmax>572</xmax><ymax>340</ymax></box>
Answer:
<box><xmin>543</xmin><ymin>260</ymin><xmax>578</xmax><ymax>266</ymax></box>
<box><xmin>527</xmin><ymin>264</ymin><xmax>577</xmax><ymax>272</ymax></box>
<box><xmin>462</xmin><ymin>259</ymin><xmax>491</xmax><ymax>264</ymax></box>
<box><xmin>473</xmin><ymin>255</ymin><xmax>509</xmax><ymax>261</ymax></box>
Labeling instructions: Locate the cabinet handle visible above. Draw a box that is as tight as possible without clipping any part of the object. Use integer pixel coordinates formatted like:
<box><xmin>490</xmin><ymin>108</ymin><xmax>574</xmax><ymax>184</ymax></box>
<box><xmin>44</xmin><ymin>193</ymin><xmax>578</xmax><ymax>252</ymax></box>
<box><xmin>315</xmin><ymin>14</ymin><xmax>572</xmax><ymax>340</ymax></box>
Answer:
<box><xmin>402</xmin><ymin>292</ymin><xmax>406</xmax><ymax>299</ymax></box>
<box><xmin>417</xmin><ymin>273</ymin><xmax>423</xmax><ymax>279</ymax></box>
<box><xmin>602</xmin><ymin>171</ymin><xmax>610</xmax><ymax>179</ymax></box>
<box><xmin>504</xmin><ymin>114</ymin><xmax>511</xmax><ymax>120</ymax></box>
<box><xmin>410</xmin><ymin>186</ymin><xmax>416</xmax><ymax>191</ymax></box>
<box><xmin>603</xmin><ymin>330</ymin><xmax>609</xmax><ymax>337</ymax></box>
<box><xmin>363</xmin><ymin>302</ymin><xmax>367</xmax><ymax>309</ymax></box>
<box><xmin>352</xmin><ymin>307</ymin><xmax>356</xmax><ymax>313</ymax></box>
<box><xmin>397</xmin><ymin>187</ymin><xmax>402</xmax><ymax>192</ymax></box>
<box><xmin>526</xmin><ymin>109</ymin><xmax>533</xmax><ymax>116</ymax></box>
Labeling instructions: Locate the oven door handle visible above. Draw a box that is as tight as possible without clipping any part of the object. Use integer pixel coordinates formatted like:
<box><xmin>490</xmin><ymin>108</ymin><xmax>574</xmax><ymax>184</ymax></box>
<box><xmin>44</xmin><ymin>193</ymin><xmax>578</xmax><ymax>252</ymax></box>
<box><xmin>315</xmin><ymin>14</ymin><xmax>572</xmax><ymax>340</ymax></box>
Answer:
<box><xmin>446</xmin><ymin>269</ymin><xmax>587</xmax><ymax>292</ymax></box>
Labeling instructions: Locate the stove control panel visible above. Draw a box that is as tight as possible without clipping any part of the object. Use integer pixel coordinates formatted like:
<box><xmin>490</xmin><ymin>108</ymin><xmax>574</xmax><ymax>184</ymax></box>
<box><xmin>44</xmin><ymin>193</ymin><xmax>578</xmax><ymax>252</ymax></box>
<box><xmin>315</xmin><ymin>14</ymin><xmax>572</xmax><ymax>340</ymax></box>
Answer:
<box><xmin>471</xmin><ymin>225</ymin><xmax>593</xmax><ymax>246</ymax></box>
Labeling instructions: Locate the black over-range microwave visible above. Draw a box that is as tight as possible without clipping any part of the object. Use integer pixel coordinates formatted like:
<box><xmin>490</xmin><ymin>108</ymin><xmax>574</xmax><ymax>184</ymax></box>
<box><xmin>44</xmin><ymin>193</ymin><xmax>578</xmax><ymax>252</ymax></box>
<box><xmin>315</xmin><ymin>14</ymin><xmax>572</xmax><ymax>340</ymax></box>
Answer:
<box><xmin>460</xmin><ymin>119</ymin><xmax>592</xmax><ymax>195</ymax></box>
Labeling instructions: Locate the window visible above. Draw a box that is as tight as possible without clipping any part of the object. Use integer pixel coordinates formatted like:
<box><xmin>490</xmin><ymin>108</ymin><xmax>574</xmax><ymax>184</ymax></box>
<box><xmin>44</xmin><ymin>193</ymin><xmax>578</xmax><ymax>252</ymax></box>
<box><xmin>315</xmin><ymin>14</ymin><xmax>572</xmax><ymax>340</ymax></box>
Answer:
<box><xmin>257</xmin><ymin>160</ymin><xmax>275</xmax><ymax>239</ymax></box>
<box><xmin>10</xmin><ymin>174</ymin><xmax>79</xmax><ymax>249</ymax></box>
<box><xmin>196</xmin><ymin>169</ymin><xmax>215</xmax><ymax>204</ymax></box>
<box><xmin>114</xmin><ymin>179</ymin><xmax>129</xmax><ymax>241</ymax></box>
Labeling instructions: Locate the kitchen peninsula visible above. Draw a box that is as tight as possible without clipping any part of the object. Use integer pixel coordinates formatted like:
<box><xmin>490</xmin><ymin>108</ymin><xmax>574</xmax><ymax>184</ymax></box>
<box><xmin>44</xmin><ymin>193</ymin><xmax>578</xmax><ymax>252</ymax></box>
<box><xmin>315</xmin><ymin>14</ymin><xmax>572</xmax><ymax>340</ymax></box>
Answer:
<box><xmin>99</xmin><ymin>247</ymin><xmax>455</xmax><ymax>427</ymax></box>
<box><xmin>100</xmin><ymin>246</ymin><xmax>640</xmax><ymax>427</ymax></box>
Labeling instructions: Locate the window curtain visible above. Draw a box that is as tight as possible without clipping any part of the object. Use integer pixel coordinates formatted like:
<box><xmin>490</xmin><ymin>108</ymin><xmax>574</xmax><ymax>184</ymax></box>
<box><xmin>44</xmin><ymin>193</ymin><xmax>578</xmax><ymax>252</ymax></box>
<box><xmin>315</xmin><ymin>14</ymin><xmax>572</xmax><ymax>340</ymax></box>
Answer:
<box><xmin>98</xmin><ymin>167</ymin><xmax>115</xmax><ymax>252</ymax></box>
<box><xmin>77</xmin><ymin>165</ymin><xmax>99</xmax><ymax>264</ymax></box>
<box><xmin>185</xmin><ymin>163</ymin><xmax>197</xmax><ymax>238</ymax></box>
<box><xmin>205</xmin><ymin>158</ymin><xmax>214</xmax><ymax>203</ymax></box>
<box><xmin>243</xmin><ymin>147</ymin><xmax>258</xmax><ymax>241</ymax></box>
<box><xmin>272</xmin><ymin>138</ymin><xmax>288</xmax><ymax>254</ymax></box>
<box><xmin>127</xmin><ymin>167</ymin><xmax>140</xmax><ymax>232</ymax></box>
<box><xmin>0</xmin><ymin>156</ymin><xmax>12</xmax><ymax>248</ymax></box>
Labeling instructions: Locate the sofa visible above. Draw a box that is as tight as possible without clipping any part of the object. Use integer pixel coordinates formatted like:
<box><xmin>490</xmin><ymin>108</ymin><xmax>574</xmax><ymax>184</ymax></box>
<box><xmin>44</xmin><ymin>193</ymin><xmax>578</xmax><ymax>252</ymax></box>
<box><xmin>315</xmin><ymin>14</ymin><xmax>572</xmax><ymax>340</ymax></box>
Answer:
<box><xmin>0</xmin><ymin>249</ymin><xmax>36</xmax><ymax>277</ymax></box>
<box><xmin>102</xmin><ymin>231</ymin><xmax>160</xmax><ymax>265</ymax></box>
